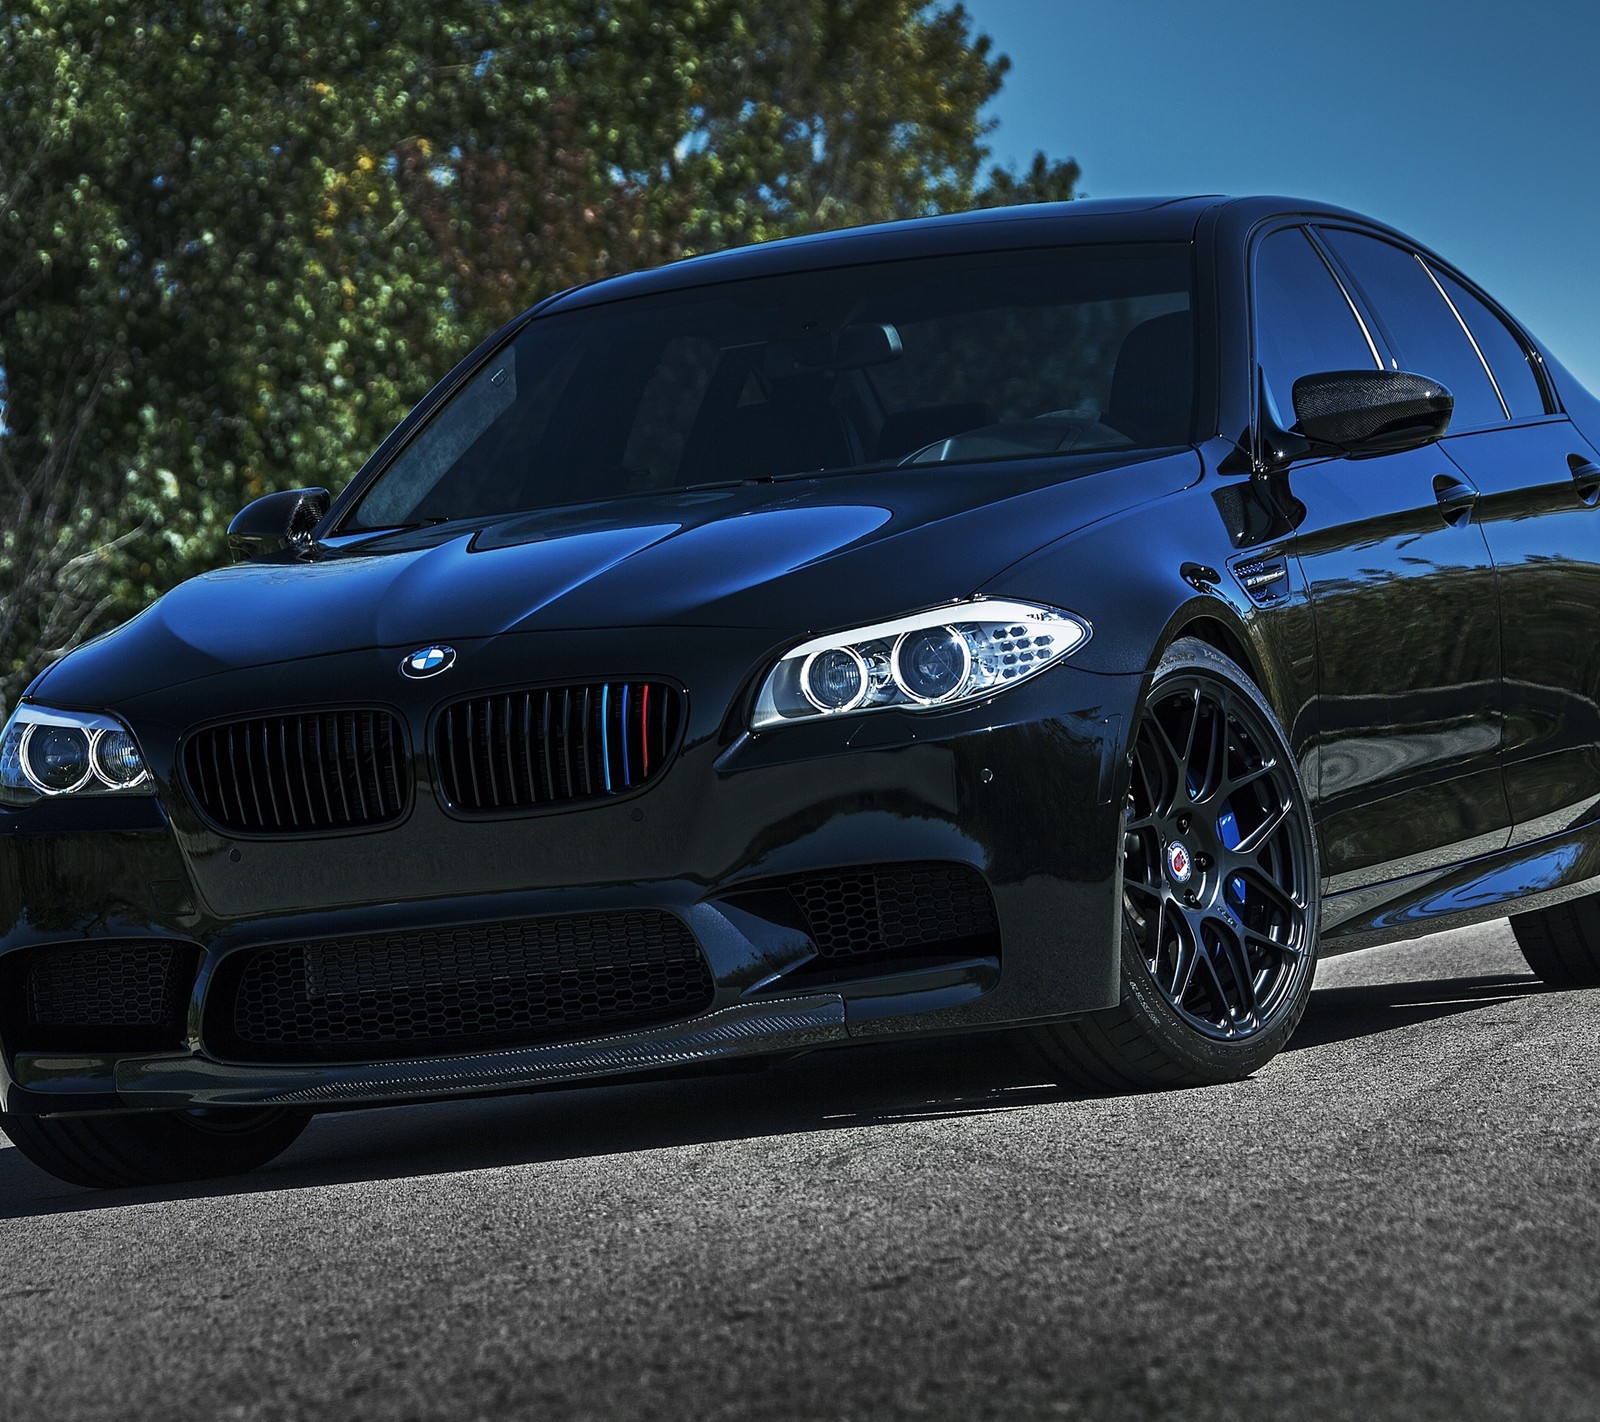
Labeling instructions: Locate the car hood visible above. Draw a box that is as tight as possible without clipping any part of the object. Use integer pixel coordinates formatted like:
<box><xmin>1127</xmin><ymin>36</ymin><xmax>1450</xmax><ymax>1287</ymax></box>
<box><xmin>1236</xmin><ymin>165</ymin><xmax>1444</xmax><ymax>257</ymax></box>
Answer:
<box><xmin>36</xmin><ymin>450</ymin><xmax>1199</xmax><ymax>705</ymax></box>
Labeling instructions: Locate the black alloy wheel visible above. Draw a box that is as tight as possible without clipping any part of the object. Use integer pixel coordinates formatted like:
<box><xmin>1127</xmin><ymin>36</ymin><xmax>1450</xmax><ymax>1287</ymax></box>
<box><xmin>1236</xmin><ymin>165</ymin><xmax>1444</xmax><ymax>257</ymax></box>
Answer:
<box><xmin>1036</xmin><ymin>638</ymin><xmax>1320</xmax><ymax>1089</ymax></box>
<box><xmin>1123</xmin><ymin>663</ymin><xmax>1314</xmax><ymax>1040</ymax></box>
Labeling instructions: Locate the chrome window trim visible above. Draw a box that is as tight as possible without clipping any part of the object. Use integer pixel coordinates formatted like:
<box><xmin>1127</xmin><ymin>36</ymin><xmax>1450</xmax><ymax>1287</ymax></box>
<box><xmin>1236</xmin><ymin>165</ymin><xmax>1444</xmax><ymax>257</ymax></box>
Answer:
<box><xmin>1308</xmin><ymin>234</ymin><xmax>1384</xmax><ymax>371</ymax></box>
<box><xmin>1418</xmin><ymin>255</ymin><xmax>1510</xmax><ymax>421</ymax></box>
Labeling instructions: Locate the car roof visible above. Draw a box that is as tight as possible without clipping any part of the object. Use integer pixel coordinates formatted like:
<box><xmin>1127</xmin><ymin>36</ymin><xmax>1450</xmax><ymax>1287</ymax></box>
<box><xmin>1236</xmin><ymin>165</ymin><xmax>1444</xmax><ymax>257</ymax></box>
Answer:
<box><xmin>539</xmin><ymin>195</ymin><xmax>1388</xmax><ymax>315</ymax></box>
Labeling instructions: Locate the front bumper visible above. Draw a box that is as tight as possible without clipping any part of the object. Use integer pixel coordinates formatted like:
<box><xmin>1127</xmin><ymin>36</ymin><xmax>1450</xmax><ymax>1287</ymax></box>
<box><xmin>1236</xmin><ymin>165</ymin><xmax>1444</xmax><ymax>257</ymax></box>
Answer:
<box><xmin>1</xmin><ymin>630</ymin><xmax>1142</xmax><ymax>1116</ymax></box>
<box><xmin>21</xmin><ymin>994</ymin><xmax>850</xmax><ymax>1110</ymax></box>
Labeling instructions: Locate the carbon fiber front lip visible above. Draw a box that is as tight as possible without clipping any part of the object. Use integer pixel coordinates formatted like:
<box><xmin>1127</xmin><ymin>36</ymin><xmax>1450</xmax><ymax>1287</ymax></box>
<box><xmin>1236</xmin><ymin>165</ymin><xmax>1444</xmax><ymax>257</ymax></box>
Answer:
<box><xmin>111</xmin><ymin>994</ymin><xmax>848</xmax><ymax>1108</ymax></box>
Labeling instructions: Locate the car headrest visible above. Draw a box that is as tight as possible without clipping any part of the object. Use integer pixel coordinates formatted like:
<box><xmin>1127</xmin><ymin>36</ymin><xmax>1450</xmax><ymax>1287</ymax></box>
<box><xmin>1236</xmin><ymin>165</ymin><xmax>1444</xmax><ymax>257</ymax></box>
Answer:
<box><xmin>1107</xmin><ymin>310</ymin><xmax>1193</xmax><ymax>446</ymax></box>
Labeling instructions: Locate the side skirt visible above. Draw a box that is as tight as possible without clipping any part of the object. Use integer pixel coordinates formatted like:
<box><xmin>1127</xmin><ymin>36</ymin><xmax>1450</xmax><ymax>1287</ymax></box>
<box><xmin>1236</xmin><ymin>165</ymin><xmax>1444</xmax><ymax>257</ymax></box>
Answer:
<box><xmin>1319</xmin><ymin>819</ymin><xmax>1600</xmax><ymax>953</ymax></box>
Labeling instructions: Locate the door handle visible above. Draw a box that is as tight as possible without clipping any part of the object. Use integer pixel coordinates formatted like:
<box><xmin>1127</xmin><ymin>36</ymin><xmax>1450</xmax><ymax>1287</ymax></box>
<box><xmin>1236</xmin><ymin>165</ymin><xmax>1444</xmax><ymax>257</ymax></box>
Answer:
<box><xmin>1569</xmin><ymin>454</ymin><xmax>1600</xmax><ymax>507</ymax></box>
<box><xmin>1432</xmin><ymin>473</ymin><xmax>1479</xmax><ymax>528</ymax></box>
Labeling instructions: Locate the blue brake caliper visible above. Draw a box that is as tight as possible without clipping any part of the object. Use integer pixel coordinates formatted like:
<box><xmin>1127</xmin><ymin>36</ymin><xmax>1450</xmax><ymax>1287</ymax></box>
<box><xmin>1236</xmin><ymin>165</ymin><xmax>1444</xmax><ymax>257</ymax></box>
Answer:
<box><xmin>1217</xmin><ymin>807</ymin><xmax>1246</xmax><ymax>913</ymax></box>
<box><xmin>1187</xmin><ymin>765</ymin><xmax>1248</xmax><ymax>925</ymax></box>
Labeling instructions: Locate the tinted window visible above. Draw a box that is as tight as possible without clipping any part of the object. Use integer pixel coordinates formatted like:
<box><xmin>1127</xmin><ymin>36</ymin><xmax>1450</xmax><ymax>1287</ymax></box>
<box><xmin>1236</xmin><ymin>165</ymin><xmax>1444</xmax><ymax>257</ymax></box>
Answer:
<box><xmin>1320</xmin><ymin>229</ymin><xmax>1504</xmax><ymax>429</ymax></box>
<box><xmin>1433</xmin><ymin>268</ymin><xmax>1547</xmax><ymax>420</ymax></box>
<box><xmin>348</xmin><ymin>247</ymin><xmax>1194</xmax><ymax>531</ymax></box>
<box><xmin>1253</xmin><ymin>227</ymin><xmax>1378</xmax><ymax>429</ymax></box>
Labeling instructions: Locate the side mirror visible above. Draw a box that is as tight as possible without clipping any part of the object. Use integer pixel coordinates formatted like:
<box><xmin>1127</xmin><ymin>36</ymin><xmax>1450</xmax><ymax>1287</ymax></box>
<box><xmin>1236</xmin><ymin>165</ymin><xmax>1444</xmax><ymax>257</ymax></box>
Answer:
<box><xmin>1291</xmin><ymin>371</ymin><xmax>1453</xmax><ymax>456</ymax></box>
<box><xmin>227</xmin><ymin>488</ymin><xmax>331</xmax><ymax>563</ymax></box>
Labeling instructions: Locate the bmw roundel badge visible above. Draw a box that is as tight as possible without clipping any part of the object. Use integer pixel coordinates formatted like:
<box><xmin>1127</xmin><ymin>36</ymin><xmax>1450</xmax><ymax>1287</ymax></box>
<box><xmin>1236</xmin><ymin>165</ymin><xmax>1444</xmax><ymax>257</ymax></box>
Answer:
<box><xmin>401</xmin><ymin>645</ymin><xmax>456</xmax><ymax>679</ymax></box>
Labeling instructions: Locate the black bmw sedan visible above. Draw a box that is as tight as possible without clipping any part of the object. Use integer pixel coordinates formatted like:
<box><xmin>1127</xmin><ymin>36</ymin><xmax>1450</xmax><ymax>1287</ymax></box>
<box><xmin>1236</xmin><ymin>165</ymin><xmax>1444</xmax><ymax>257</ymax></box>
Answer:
<box><xmin>5</xmin><ymin>195</ymin><xmax>1600</xmax><ymax>1188</ymax></box>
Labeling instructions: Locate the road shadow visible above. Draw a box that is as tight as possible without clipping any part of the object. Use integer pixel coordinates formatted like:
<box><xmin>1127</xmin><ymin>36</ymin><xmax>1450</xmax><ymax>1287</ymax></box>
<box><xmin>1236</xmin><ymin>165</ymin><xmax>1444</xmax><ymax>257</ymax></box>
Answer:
<box><xmin>0</xmin><ymin>967</ymin><xmax>1555</xmax><ymax>1218</ymax></box>
<box><xmin>0</xmin><ymin>1031</ymin><xmax>1066</xmax><ymax>1218</ymax></box>
<box><xmin>1288</xmin><ymin>970</ymin><xmax>1544</xmax><ymax>1051</ymax></box>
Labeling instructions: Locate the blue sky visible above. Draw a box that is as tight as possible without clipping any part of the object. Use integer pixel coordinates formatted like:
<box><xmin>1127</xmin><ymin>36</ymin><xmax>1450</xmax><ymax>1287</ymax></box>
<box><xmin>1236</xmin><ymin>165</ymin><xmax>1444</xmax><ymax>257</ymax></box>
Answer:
<box><xmin>963</xmin><ymin>0</ymin><xmax>1600</xmax><ymax>392</ymax></box>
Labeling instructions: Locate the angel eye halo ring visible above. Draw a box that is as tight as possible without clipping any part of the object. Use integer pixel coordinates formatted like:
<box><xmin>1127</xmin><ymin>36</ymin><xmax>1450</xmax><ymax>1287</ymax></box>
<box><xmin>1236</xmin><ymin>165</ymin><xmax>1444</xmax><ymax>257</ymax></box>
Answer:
<box><xmin>752</xmin><ymin>597</ymin><xmax>1090</xmax><ymax>730</ymax></box>
<box><xmin>799</xmin><ymin>645</ymin><xmax>871</xmax><ymax>713</ymax></box>
<box><xmin>0</xmin><ymin>706</ymin><xmax>152</xmax><ymax>806</ymax></box>
<box><xmin>892</xmin><ymin>625</ymin><xmax>973</xmax><ymax>704</ymax></box>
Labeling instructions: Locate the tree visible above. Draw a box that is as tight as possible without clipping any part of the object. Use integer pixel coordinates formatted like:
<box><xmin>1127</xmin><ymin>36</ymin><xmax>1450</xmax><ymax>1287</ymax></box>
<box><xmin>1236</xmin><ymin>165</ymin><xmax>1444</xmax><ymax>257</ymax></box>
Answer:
<box><xmin>978</xmin><ymin>151</ymin><xmax>1083</xmax><ymax>208</ymax></box>
<box><xmin>0</xmin><ymin>2</ymin><xmax>463</xmax><ymax>705</ymax></box>
<box><xmin>0</xmin><ymin>1</ymin><xmax>1076</xmax><ymax>708</ymax></box>
<box><xmin>677</xmin><ymin>0</ymin><xmax>1015</xmax><ymax>246</ymax></box>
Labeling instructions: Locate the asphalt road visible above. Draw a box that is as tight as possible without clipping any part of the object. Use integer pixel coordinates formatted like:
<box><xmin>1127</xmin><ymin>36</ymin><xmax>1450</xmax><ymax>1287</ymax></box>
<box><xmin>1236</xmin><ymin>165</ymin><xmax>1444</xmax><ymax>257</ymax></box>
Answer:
<box><xmin>2</xmin><ymin>919</ymin><xmax>1597</xmax><ymax>1421</ymax></box>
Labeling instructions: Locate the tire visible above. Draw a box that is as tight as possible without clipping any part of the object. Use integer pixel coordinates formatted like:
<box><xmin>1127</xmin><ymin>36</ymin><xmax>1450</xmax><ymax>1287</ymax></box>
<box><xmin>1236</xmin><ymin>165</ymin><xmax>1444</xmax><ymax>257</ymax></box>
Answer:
<box><xmin>1035</xmin><ymin>637</ymin><xmax>1321</xmax><ymax>1090</ymax></box>
<box><xmin>0</xmin><ymin>1107</ymin><xmax>310</xmax><ymax>1190</ymax></box>
<box><xmin>1510</xmin><ymin>897</ymin><xmax>1600</xmax><ymax>987</ymax></box>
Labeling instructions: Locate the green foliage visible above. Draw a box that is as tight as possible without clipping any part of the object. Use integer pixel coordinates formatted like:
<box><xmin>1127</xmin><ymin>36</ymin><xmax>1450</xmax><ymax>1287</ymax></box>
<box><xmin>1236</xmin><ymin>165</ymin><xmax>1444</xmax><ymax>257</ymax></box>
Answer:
<box><xmin>978</xmin><ymin>151</ymin><xmax>1084</xmax><ymax>208</ymax></box>
<box><xmin>0</xmin><ymin>0</ymin><xmax>1078</xmax><ymax>707</ymax></box>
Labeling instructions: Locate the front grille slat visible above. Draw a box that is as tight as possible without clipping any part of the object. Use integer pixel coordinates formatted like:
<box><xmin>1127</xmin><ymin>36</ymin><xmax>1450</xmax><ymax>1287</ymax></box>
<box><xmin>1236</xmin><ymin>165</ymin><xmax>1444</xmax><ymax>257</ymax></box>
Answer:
<box><xmin>568</xmin><ymin>687</ymin><xmax>582</xmax><ymax>799</ymax></box>
<box><xmin>528</xmin><ymin>694</ymin><xmax>547</xmax><ymax>802</ymax></box>
<box><xmin>258</xmin><ymin>719</ymin><xmax>283</xmax><ymax>829</ymax></box>
<box><xmin>639</xmin><ymin>683</ymin><xmax>652</xmax><ymax>780</ymax></box>
<box><xmin>470</xmin><ymin>700</ymin><xmax>489</xmax><ymax>809</ymax></box>
<box><xmin>617</xmin><ymin>685</ymin><xmax>629</xmax><ymax>788</ymax></box>
<box><xmin>539</xmin><ymin>693</ymin><xmax>555</xmax><ymax>802</ymax></box>
<box><xmin>382</xmin><ymin>714</ymin><xmax>405</xmax><ymax>812</ymax></box>
<box><xmin>213</xmin><ymin>911</ymin><xmax>714</xmax><ymax>1063</ymax></box>
<box><xmin>278</xmin><ymin>719</ymin><xmax>300</xmax><ymax>830</ymax></box>
<box><xmin>344</xmin><ymin>713</ymin><xmax>369</xmax><ymax>822</ymax></box>
<box><xmin>307</xmin><ymin>716</ymin><xmax>330</xmax><ymax>824</ymax></box>
<box><xmin>354</xmin><ymin>713</ymin><xmax>378</xmax><ymax>821</ymax></box>
<box><xmin>228</xmin><ymin>723</ymin><xmax>254</xmax><ymax>829</ymax></box>
<box><xmin>499</xmin><ymin>696</ymin><xmax>517</xmax><ymax>807</ymax></box>
<box><xmin>374</xmin><ymin>714</ymin><xmax>391</xmax><ymax>808</ymax></box>
<box><xmin>318</xmin><ymin>715</ymin><xmax>341</xmax><ymax>825</ymax></box>
<box><xmin>622</xmin><ymin>686</ymin><xmax>633</xmax><ymax>788</ymax></box>
<box><xmin>435</xmin><ymin>682</ymin><xmax>681</xmax><ymax>815</ymax></box>
<box><xmin>494</xmin><ymin>697</ymin><xmax>511</xmax><ymax>807</ymax></box>
<box><xmin>183</xmin><ymin>709</ymin><xmax>409</xmax><ymax>835</ymax></box>
<box><xmin>466</xmin><ymin>701</ymin><xmax>484</xmax><ymax>808</ymax></box>
<box><xmin>196</xmin><ymin>729</ymin><xmax>220</xmax><ymax>823</ymax></box>
<box><xmin>338</xmin><ymin>715</ymin><xmax>354</xmax><ymax>816</ymax></box>
<box><xmin>443</xmin><ymin>706</ymin><xmax>466</xmax><ymax>812</ymax></box>
<box><xmin>328</xmin><ymin>715</ymin><xmax>346</xmax><ymax>821</ymax></box>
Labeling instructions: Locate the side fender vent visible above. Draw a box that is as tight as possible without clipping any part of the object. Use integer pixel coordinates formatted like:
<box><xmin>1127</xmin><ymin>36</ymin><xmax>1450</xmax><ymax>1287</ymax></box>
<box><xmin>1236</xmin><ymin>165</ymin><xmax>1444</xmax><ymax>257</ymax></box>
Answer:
<box><xmin>1229</xmin><ymin>553</ymin><xmax>1289</xmax><ymax>606</ymax></box>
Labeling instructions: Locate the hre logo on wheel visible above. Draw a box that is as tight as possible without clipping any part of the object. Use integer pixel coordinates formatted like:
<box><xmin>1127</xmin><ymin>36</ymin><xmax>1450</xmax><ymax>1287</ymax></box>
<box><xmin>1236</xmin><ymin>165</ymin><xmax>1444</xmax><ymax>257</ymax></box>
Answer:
<box><xmin>1165</xmin><ymin>842</ymin><xmax>1193</xmax><ymax>885</ymax></box>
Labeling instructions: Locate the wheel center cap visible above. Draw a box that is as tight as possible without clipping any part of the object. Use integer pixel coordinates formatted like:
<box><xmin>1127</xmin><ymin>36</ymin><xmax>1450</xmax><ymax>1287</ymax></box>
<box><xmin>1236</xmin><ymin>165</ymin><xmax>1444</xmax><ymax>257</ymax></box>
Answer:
<box><xmin>1165</xmin><ymin>840</ymin><xmax>1194</xmax><ymax>886</ymax></box>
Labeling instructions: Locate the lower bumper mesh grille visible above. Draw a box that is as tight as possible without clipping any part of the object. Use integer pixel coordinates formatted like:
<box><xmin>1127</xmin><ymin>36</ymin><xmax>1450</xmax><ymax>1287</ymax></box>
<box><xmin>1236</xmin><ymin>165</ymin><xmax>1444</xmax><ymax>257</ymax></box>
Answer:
<box><xmin>210</xmin><ymin>911</ymin><xmax>715</xmax><ymax>1062</ymax></box>
<box><xmin>785</xmin><ymin>862</ymin><xmax>999</xmax><ymax>960</ymax></box>
<box><xmin>10</xmin><ymin>940</ymin><xmax>197</xmax><ymax>1051</ymax></box>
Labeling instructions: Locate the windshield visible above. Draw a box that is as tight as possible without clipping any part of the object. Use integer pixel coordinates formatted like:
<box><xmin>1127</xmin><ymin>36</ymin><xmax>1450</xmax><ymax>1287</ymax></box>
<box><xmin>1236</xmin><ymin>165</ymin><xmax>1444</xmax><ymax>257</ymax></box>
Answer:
<box><xmin>347</xmin><ymin>244</ymin><xmax>1194</xmax><ymax>531</ymax></box>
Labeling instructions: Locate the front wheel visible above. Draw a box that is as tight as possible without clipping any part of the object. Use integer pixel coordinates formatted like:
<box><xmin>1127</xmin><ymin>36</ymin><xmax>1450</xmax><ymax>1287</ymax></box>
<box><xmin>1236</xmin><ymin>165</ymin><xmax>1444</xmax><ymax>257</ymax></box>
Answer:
<box><xmin>1</xmin><ymin>1106</ymin><xmax>310</xmax><ymax>1189</ymax></box>
<box><xmin>1035</xmin><ymin>638</ymin><xmax>1320</xmax><ymax>1090</ymax></box>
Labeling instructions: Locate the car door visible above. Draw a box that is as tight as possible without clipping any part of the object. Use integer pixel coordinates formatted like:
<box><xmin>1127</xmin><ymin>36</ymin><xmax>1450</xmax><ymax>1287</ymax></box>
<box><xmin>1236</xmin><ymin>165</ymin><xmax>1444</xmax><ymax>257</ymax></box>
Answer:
<box><xmin>1319</xmin><ymin>228</ymin><xmax>1600</xmax><ymax>849</ymax></box>
<box><xmin>1252</xmin><ymin>224</ymin><xmax>1508</xmax><ymax>889</ymax></box>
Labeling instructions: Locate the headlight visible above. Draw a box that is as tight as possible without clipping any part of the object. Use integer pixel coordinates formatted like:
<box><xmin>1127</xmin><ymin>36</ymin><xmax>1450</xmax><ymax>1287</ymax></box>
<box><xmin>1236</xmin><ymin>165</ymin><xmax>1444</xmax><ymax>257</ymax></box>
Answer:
<box><xmin>752</xmin><ymin>598</ymin><xmax>1091</xmax><ymax>730</ymax></box>
<box><xmin>0</xmin><ymin>705</ymin><xmax>153</xmax><ymax>807</ymax></box>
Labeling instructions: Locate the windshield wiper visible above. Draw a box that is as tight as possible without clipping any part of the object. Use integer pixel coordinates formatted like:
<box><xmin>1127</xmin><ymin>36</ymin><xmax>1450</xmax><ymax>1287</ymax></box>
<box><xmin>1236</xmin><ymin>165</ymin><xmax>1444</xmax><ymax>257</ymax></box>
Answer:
<box><xmin>353</xmin><ymin>515</ymin><xmax>456</xmax><ymax>534</ymax></box>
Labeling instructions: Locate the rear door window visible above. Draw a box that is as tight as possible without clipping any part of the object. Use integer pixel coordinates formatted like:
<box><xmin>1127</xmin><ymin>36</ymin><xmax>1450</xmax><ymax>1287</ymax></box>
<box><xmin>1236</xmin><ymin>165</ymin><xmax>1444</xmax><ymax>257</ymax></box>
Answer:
<box><xmin>1430</xmin><ymin>268</ymin><xmax>1548</xmax><ymax>420</ymax></box>
<box><xmin>1319</xmin><ymin>228</ymin><xmax>1505</xmax><ymax>430</ymax></box>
